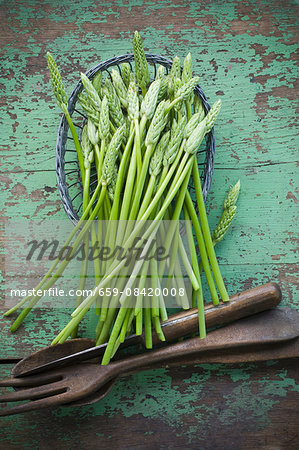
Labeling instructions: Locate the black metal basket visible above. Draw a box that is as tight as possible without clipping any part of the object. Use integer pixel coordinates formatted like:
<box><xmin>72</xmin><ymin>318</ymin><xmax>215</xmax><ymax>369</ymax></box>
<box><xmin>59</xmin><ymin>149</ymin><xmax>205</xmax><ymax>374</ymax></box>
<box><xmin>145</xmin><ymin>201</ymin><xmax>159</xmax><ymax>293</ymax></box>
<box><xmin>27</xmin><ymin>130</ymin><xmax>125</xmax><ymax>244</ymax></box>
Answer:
<box><xmin>56</xmin><ymin>53</ymin><xmax>215</xmax><ymax>224</ymax></box>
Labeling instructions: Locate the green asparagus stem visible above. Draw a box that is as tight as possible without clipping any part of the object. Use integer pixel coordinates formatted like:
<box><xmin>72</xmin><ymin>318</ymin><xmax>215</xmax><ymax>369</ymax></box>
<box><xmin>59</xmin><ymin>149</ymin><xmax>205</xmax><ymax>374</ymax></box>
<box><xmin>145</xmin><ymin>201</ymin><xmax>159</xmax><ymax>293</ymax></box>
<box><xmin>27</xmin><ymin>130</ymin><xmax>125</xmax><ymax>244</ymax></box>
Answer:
<box><xmin>192</xmin><ymin>160</ymin><xmax>229</xmax><ymax>302</ymax></box>
<box><xmin>46</xmin><ymin>52</ymin><xmax>85</xmax><ymax>182</ymax></box>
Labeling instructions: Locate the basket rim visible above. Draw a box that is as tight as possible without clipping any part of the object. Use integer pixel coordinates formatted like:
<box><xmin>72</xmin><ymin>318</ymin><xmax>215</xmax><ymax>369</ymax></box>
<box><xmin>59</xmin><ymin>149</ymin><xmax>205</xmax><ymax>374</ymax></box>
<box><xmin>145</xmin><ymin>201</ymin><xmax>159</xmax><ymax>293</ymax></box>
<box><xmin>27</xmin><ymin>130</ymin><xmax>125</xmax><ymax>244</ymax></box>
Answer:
<box><xmin>56</xmin><ymin>52</ymin><xmax>215</xmax><ymax>225</ymax></box>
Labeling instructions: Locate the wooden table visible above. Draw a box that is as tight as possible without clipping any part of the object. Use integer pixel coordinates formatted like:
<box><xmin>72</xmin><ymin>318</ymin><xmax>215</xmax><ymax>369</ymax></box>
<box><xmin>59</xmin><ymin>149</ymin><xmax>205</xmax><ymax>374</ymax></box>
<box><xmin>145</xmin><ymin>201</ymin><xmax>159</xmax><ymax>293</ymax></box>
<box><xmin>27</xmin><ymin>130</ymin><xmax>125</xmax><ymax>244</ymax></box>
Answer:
<box><xmin>1</xmin><ymin>1</ymin><xmax>298</xmax><ymax>448</ymax></box>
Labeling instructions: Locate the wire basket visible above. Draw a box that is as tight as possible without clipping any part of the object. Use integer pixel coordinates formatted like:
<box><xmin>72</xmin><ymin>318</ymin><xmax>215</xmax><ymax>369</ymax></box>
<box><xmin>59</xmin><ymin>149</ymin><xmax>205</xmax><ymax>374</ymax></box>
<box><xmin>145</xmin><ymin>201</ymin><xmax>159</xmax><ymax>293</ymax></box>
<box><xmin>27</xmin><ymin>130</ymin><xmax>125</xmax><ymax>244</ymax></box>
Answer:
<box><xmin>56</xmin><ymin>53</ymin><xmax>215</xmax><ymax>224</ymax></box>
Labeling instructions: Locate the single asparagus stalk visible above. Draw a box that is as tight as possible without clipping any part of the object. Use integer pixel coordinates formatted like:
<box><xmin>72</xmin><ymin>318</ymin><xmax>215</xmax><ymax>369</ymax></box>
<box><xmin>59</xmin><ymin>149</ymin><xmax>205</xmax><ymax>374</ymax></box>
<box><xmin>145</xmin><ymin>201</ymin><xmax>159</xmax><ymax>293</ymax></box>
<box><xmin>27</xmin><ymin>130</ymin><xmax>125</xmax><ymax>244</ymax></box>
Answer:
<box><xmin>46</xmin><ymin>52</ymin><xmax>85</xmax><ymax>182</ymax></box>
<box><xmin>183</xmin><ymin>204</ymin><xmax>205</xmax><ymax>338</ymax></box>
<box><xmin>133</xmin><ymin>30</ymin><xmax>150</xmax><ymax>96</ymax></box>
<box><xmin>212</xmin><ymin>180</ymin><xmax>240</xmax><ymax>245</ymax></box>
<box><xmin>71</xmin><ymin>125</ymin><xmax>93</xmax><ymax>337</ymax></box>
<box><xmin>192</xmin><ymin>160</ymin><xmax>229</xmax><ymax>302</ymax></box>
<box><xmin>184</xmin><ymin>192</ymin><xmax>219</xmax><ymax>306</ymax></box>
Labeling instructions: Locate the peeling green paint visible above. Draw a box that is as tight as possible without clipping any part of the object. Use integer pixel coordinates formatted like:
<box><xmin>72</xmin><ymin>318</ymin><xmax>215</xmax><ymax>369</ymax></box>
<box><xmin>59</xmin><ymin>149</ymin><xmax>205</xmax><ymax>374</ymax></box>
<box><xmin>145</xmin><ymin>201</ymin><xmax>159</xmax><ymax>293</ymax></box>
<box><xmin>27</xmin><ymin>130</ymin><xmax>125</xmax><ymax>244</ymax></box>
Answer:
<box><xmin>1</xmin><ymin>0</ymin><xmax>298</xmax><ymax>351</ymax></box>
<box><xmin>0</xmin><ymin>1</ymin><xmax>298</xmax><ymax>446</ymax></box>
<box><xmin>47</xmin><ymin>363</ymin><xmax>298</xmax><ymax>442</ymax></box>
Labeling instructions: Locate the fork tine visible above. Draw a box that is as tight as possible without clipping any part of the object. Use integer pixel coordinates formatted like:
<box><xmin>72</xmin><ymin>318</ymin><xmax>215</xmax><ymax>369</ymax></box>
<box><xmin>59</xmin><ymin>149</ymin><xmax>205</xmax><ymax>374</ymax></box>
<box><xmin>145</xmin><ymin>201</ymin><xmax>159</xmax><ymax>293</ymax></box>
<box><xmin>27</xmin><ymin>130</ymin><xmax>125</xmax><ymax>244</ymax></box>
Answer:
<box><xmin>0</xmin><ymin>372</ymin><xmax>62</xmax><ymax>387</ymax></box>
<box><xmin>0</xmin><ymin>391</ymin><xmax>70</xmax><ymax>417</ymax></box>
<box><xmin>0</xmin><ymin>380</ymin><xmax>66</xmax><ymax>402</ymax></box>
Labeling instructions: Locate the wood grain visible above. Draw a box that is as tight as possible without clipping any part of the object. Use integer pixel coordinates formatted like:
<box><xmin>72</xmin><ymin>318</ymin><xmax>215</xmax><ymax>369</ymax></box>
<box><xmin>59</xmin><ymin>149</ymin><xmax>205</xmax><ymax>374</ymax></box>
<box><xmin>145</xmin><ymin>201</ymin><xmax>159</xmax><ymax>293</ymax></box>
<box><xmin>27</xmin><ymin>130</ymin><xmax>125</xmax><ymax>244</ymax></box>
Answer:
<box><xmin>0</xmin><ymin>0</ymin><xmax>298</xmax><ymax>448</ymax></box>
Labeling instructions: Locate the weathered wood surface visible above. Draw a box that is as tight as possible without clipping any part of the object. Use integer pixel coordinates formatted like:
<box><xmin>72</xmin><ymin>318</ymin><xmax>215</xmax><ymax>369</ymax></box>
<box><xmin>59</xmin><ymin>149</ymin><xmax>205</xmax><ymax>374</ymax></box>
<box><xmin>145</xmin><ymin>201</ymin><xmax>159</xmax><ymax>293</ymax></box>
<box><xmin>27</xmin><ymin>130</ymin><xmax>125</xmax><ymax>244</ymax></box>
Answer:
<box><xmin>0</xmin><ymin>0</ymin><xmax>298</xmax><ymax>448</ymax></box>
<box><xmin>0</xmin><ymin>359</ymin><xmax>298</xmax><ymax>449</ymax></box>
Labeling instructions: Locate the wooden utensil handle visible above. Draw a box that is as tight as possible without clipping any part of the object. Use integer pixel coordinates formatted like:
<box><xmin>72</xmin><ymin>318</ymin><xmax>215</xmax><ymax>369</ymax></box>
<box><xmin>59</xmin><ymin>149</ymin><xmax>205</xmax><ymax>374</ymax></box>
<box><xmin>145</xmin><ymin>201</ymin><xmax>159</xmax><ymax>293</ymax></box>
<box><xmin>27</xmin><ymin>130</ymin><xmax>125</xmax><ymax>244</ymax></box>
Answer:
<box><xmin>112</xmin><ymin>307</ymin><xmax>297</xmax><ymax>377</ymax></box>
<box><xmin>147</xmin><ymin>282</ymin><xmax>281</xmax><ymax>345</ymax></box>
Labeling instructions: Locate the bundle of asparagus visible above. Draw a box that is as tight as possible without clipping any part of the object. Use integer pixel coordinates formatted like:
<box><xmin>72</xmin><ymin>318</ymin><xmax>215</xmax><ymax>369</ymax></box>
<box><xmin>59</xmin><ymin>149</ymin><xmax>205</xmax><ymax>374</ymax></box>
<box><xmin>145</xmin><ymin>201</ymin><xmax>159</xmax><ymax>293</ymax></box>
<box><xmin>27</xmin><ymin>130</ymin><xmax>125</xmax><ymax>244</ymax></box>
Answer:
<box><xmin>5</xmin><ymin>32</ymin><xmax>240</xmax><ymax>365</ymax></box>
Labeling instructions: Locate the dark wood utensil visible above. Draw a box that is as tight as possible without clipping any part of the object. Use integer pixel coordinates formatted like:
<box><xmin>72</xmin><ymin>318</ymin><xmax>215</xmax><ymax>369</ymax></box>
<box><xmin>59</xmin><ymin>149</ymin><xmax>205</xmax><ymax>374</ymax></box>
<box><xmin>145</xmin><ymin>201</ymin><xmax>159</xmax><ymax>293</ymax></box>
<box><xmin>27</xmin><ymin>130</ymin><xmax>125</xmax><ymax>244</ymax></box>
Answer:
<box><xmin>13</xmin><ymin>282</ymin><xmax>282</xmax><ymax>378</ymax></box>
<box><xmin>0</xmin><ymin>308</ymin><xmax>298</xmax><ymax>416</ymax></box>
<box><xmin>0</xmin><ymin>282</ymin><xmax>284</xmax><ymax>410</ymax></box>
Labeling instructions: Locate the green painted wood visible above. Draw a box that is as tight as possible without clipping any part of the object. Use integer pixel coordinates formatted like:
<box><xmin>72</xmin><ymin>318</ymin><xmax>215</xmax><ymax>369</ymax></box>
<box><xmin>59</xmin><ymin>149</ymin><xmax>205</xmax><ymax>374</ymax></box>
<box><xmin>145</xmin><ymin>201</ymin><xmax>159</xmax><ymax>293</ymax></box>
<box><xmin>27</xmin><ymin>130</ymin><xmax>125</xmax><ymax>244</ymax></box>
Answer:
<box><xmin>0</xmin><ymin>0</ymin><xmax>298</xmax><ymax>447</ymax></box>
<box><xmin>0</xmin><ymin>261</ymin><xmax>297</xmax><ymax>358</ymax></box>
<box><xmin>0</xmin><ymin>359</ymin><xmax>298</xmax><ymax>448</ymax></box>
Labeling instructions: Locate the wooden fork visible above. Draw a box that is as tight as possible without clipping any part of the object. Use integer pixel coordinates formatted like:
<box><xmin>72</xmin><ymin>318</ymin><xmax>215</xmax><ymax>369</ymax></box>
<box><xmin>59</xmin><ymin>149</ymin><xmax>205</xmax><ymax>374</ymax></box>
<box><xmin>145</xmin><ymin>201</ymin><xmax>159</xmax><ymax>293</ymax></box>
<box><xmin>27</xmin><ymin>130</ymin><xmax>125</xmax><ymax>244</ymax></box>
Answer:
<box><xmin>0</xmin><ymin>308</ymin><xmax>298</xmax><ymax>417</ymax></box>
